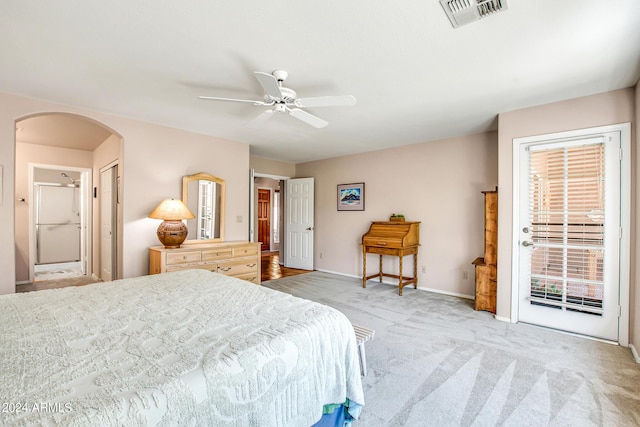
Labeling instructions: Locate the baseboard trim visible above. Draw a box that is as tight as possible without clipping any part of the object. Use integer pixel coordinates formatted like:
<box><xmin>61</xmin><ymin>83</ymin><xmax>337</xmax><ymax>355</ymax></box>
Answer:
<box><xmin>315</xmin><ymin>269</ymin><xmax>475</xmax><ymax>299</ymax></box>
<box><xmin>419</xmin><ymin>286</ymin><xmax>475</xmax><ymax>300</ymax></box>
<box><xmin>16</xmin><ymin>280</ymin><xmax>30</xmax><ymax>285</ymax></box>
<box><xmin>494</xmin><ymin>315</ymin><xmax>512</xmax><ymax>323</ymax></box>
<box><xmin>630</xmin><ymin>343</ymin><xmax>640</xmax><ymax>363</ymax></box>
<box><xmin>315</xmin><ymin>268</ymin><xmax>361</xmax><ymax>279</ymax></box>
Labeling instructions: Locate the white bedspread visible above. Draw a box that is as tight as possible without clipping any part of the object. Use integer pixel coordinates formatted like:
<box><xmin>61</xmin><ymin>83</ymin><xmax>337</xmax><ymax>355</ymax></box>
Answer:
<box><xmin>0</xmin><ymin>270</ymin><xmax>364</xmax><ymax>426</ymax></box>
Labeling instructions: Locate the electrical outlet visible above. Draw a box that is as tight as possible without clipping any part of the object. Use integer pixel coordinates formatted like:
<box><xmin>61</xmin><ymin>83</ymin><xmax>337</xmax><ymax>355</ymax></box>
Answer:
<box><xmin>462</xmin><ymin>271</ymin><xmax>469</xmax><ymax>280</ymax></box>
<box><xmin>421</xmin><ymin>265</ymin><xmax>426</xmax><ymax>274</ymax></box>
<box><xmin>319</xmin><ymin>252</ymin><xmax>324</xmax><ymax>259</ymax></box>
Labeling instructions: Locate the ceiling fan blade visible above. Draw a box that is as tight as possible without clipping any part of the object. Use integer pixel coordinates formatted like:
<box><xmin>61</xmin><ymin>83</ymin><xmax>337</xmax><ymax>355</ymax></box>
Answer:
<box><xmin>295</xmin><ymin>95</ymin><xmax>357</xmax><ymax>108</ymax></box>
<box><xmin>246</xmin><ymin>110</ymin><xmax>275</xmax><ymax>128</ymax></box>
<box><xmin>254</xmin><ymin>72</ymin><xmax>283</xmax><ymax>99</ymax></box>
<box><xmin>288</xmin><ymin>108</ymin><xmax>328</xmax><ymax>128</ymax></box>
<box><xmin>199</xmin><ymin>95</ymin><xmax>266</xmax><ymax>105</ymax></box>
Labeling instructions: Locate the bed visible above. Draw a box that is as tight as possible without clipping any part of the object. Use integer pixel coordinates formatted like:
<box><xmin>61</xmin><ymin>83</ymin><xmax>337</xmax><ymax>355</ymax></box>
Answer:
<box><xmin>0</xmin><ymin>269</ymin><xmax>364</xmax><ymax>426</ymax></box>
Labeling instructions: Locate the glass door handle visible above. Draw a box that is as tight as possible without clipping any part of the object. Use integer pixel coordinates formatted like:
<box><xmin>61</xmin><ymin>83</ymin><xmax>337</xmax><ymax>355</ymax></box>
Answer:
<box><xmin>522</xmin><ymin>241</ymin><xmax>534</xmax><ymax>247</ymax></box>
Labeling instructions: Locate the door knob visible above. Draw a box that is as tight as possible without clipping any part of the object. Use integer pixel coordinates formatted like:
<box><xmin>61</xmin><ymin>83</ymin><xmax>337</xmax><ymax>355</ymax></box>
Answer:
<box><xmin>306</xmin><ymin>226</ymin><xmax>314</xmax><ymax>231</ymax></box>
<box><xmin>522</xmin><ymin>241</ymin><xmax>533</xmax><ymax>247</ymax></box>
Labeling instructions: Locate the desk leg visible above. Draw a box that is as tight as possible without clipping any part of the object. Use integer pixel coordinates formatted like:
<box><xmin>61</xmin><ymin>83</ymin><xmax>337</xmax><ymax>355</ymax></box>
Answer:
<box><xmin>362</xmin><ymin>247</ymin><xmax>367</xmax><ymax>288</ymax></box>
<box><xmin>398</xmin><ymin>255</ymin><xmax>404</xmax><ymax>296</ymax></box>
<box><xmin>379</xmin><ymin>255</ymin><xmax>383</xmax><ymax>283</ymax></box>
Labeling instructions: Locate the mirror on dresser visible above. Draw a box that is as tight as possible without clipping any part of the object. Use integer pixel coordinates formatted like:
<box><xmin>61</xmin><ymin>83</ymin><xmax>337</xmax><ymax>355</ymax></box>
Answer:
<box><xmin>182</xmin><ymin>172</ymin><xmax>225</xmax><ymax>243</ymax></box>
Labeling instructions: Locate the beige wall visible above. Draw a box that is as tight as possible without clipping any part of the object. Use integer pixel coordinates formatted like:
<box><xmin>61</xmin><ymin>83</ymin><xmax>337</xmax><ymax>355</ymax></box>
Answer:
<box><xmin>296</xmin><ymin>131</ymin><xmax>498</xmax><ymax>298</ymax></box>
<box><xmin>250</xmin><ymin>156</ymin><xmax>295</xmax><ymax>177</ymax></box>
<box><xmin>14</xmin><ymin>143</ymin><xmax>94</xmax><ymax>282</ymax></box>
<box><xmin>497</xmin><ymin>88</ymin><xmax>636</xmax><ymax>345</ymax></box>
<box><xmin>0</xmin><ymin>91</ymin><xmax>250</xmax><ymax>295</ymax></box>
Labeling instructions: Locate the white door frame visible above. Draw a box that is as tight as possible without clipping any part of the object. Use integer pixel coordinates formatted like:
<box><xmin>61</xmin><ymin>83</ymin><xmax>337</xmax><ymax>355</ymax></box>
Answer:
<box><xmin>250</xmin><ymin>171</ymin><xmax>290</xmax><ymax>244</ymax></box>
<box><xmin>511</xmin><ymin>123</ymin><xmax>631</xmax><ymax>345</ymax></box>
<box><xmin>28</xmin><ymin>163</ymin><xmax>92</xmax><ymax>283</ymax></box>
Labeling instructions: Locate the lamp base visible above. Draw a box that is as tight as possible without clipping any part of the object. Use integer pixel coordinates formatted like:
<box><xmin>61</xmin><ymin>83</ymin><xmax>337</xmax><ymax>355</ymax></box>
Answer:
<box><xmin>156</xmin><ymin>220</ymin><xmax>188</xmax><ymax>249</ymax></box>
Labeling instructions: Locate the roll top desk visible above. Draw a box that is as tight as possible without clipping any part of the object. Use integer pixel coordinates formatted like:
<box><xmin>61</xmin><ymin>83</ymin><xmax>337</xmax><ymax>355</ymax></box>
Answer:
<box><xmin>361</xmin><ymin>221</ymin><xmax>420</xmax><ymax>295</ymax></box>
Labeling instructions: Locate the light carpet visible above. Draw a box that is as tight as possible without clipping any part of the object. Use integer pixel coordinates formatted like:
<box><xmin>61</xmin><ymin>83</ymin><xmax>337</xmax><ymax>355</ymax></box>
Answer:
<box><xmin>262</xmin><ymin>271</ymin><xmax>640</xmax><ymax>427</ymax></box>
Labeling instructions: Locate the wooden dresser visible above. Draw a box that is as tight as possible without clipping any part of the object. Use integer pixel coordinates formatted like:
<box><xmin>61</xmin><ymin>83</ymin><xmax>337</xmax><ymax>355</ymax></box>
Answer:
<box><xmin>361</xmin><ymin>221</ymin><xmax>420</xmax><ymax>295</ymax></box>
<box><xmin>472</xmin><ymin>190</ymin><xmax>497</xmax><ymax>313</ymax></box>
<box><xmin>149</xmin><ymin>241</ymin><xmax>261</xmax><ymax>284</ymax></box>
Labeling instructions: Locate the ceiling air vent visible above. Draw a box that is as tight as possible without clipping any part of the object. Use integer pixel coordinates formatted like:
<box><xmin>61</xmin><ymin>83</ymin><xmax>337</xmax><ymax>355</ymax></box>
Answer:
<box><xmin>440</xmin><ymin>0</ymin><xmax>508</xmax><ymax>28</ymax></box>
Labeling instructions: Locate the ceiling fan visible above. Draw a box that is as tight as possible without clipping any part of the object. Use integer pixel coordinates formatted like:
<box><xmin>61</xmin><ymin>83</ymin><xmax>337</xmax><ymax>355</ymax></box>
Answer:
<box><xmin>199</xmin><ymin>70</ymin><xmax>356</xmax><ymax>128</ymax></box>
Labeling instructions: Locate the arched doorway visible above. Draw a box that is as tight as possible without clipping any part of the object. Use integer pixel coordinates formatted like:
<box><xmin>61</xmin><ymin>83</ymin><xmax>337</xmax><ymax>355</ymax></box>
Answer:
<box><xmin>14</xmin><ymin>113</ymin><xmax>123</xmax><ymax>287</ymax></box>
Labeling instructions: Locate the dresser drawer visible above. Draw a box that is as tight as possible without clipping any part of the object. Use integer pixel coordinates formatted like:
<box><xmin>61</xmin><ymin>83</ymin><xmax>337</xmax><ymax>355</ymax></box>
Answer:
<box><xmin>166</xmin><ymin>262</ymin><xmax>217</xmax><ymax>273</ymax></box>
<box><xmin>232</xmin><ymin>245</ymin><xmax>259</xmax><ymax>257</ymax></box>
<box><xmin>217</xmin><ymin>257</ymin><xmax>259</xmax><ymax>277</ymax></box>
<box><xmin>202</xmin><ymin>248</ymin><xmax>233</xmax><ymax>261</ymax></box>
<box><xmin>233</xmin><ymin>272</ymin><xmax>260</xmax><ymax>284</ymax></box>
<box><xmin>166</xmin><ymin>251</ymin><xmax>202</xmax><ymax>265</ymax></box>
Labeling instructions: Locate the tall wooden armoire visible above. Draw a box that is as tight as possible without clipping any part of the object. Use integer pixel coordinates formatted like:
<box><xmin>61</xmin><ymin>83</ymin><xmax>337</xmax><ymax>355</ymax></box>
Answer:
<box><xmin>472</xmin><ymin>189</ymin><xmax>497</xmax><ymax>313</ymax></box>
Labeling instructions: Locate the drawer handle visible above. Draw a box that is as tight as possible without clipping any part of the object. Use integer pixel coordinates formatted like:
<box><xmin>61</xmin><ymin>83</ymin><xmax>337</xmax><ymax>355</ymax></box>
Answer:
<box><xmin>376</xmin><ymin>242</ymin><xmax>387</xmax><ymax>246</ymax></box>
<box><xmin>219</xmin><ymin>267</ymin><xmax>231</xmax><ymax>272</ymax></box>
<box><xmin>247</xmin><ymin>263</ymin><xmax>256</xmax><ymax>268</ymax></box>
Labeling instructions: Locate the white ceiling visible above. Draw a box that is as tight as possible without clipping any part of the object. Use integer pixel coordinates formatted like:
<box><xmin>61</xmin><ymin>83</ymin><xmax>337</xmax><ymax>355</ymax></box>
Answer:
<box><xmin>3</xmin><ymin>1</ymin><xmax>640</xmax><ymax>163</ymax></box>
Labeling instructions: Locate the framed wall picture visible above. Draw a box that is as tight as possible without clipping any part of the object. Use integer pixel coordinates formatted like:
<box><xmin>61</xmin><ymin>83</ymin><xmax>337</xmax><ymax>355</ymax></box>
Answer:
<box><xmin>337</xmin><ymin>182</ymin><xmax>364</xmax><ymax>211</ymax></box>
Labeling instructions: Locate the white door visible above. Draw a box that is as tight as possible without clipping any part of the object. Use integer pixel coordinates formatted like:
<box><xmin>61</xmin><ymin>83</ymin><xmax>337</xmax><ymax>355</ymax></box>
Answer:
<box><xmin>100</xmin><ymin>165</ymin><xmax>117</xmax><ymax>282</ymax></box>
<box><xmin>516</xmin><ymin>131</ymin><xmax>621</xmax><ymax>341</ymax></box>
<box><xmin>285</xmin><ymin>177</ymin><xmax>314</xmax><ymax>270</ymax></box>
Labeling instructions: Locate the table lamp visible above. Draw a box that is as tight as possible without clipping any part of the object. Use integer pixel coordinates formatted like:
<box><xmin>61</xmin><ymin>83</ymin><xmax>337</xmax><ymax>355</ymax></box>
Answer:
<box><xmin>149</xmin><ymin>198</ymin><xmax>195</xmax><ymax>248</ymax></box>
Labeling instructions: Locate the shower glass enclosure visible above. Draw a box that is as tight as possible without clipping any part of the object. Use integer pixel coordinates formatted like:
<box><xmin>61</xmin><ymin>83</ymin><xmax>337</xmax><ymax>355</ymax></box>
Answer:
<box><xmin>31</xmin><ymin>167</ymin><xmax>88</xmax><ymax>281</ymax></box>
<box><xmin>35</xmin><ymin>184</ymin><xmax>81</xmax><ymax>264</ymax></box>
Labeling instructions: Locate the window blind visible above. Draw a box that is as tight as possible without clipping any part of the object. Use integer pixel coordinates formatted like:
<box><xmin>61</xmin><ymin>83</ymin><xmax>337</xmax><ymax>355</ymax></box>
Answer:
<box><xmin>528</xmin><ymin>141</ymin><xmax>605</xmax><ymax>314</ymax></box>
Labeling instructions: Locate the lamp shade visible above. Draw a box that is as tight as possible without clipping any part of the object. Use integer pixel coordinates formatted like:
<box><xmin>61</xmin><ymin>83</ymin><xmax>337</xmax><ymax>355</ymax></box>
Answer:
<box><xmin>149</xmin><ymin>199</ymin><xmax>195</xmax><ymax>248</ymax></box>
<box><xmin>149</xmin><ymin>199</ymin><xmax>195</xmax><ymax>220</ymax></box>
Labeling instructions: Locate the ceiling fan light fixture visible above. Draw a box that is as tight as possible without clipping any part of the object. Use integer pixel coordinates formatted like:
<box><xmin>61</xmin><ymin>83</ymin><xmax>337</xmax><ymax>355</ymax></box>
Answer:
<box><xmin>271</xmin><ymin>69</ymin><xmax>289</xmax><ymax>82</ymax></box>
<box><xmin>440</xmin><ymin>0</ymin><xmax>508</xmax><ymax>28</ymax></box>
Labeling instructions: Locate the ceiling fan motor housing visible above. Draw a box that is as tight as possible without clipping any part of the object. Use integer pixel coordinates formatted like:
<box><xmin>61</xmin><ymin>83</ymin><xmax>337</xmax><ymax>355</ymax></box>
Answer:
<box><xmin>266</xmin><ymin>86</ymin><xmax>297</xmax><ymax>104</ymax></box>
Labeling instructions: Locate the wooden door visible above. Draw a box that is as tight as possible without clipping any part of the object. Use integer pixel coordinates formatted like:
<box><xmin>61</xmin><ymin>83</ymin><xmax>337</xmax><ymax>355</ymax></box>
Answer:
<box><xmin>258</xmin><ymin>189</ymin><xmax>271</xmax><ymax>251</ymax></box>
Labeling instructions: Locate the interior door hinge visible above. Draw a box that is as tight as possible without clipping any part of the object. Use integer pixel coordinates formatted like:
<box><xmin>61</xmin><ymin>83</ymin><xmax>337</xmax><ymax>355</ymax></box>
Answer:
<box><xmin>619</xmin><ymin>148</ymin><xmax>623</xmax><ymax>160</ymax></box>
<box><xmin>618</xmin><ymin>305</ymin><xmax>622</xmax><ymax>317</ymax></box>
<box><xmin>619</xmin><ymin>227</ymin><xmax>622</xmax><ymax>239</ymax></box>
